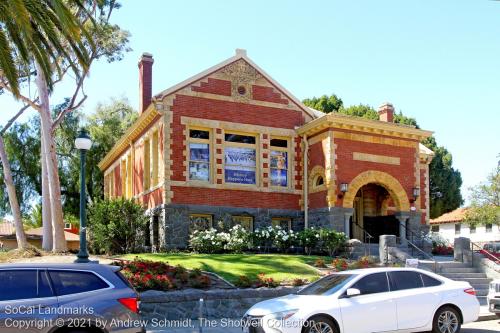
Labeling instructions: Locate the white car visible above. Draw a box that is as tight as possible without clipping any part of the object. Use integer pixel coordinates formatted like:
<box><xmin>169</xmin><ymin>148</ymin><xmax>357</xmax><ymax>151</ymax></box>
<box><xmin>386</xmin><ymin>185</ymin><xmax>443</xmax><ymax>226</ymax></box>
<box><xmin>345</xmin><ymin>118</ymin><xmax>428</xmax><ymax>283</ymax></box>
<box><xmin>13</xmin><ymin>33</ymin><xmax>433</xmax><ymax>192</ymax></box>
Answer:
<box><xmin>488</xmin><ymin>278</ymin><xmax>500</xmax><ymax>317</ymax></box>
<box><xmin>243</xmin><ymin>267</ymin><xmax>479</xmax><ymax>333</ymax></box>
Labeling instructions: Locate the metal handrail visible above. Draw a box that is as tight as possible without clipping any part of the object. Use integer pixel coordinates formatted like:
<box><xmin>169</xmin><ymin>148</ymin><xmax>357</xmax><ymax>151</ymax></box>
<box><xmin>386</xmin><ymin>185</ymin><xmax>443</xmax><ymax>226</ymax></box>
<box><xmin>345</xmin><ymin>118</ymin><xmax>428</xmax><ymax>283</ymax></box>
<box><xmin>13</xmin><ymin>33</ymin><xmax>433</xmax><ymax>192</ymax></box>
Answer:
<box><xmin>352</xmin><ymin>222</ymin><xmax>374</xmax><ymax>256</ymax></box>
<box><xmin>470</xmin><ymin>241</ymin><xmax>500</xmax><ymax>266</ymax></box>
<box><xmin>396</xmin><ymin>236</ymin><xmax>438</xmax><ymax>273</ymax></box>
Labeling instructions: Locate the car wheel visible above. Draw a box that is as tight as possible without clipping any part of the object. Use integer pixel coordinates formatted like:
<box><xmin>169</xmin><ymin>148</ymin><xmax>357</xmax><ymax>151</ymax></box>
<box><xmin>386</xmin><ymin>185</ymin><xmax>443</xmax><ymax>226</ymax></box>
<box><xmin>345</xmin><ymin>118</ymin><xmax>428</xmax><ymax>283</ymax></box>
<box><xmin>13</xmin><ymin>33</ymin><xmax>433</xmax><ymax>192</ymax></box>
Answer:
<box><xmin>432</xmin><ymin>306</ymin><xmax>461</xmax><ymax>333</ymax></box>
<box><xmin>304</xmin><ymin>316</ymin><xmax>338</xmax><ymax>333</ymax></box>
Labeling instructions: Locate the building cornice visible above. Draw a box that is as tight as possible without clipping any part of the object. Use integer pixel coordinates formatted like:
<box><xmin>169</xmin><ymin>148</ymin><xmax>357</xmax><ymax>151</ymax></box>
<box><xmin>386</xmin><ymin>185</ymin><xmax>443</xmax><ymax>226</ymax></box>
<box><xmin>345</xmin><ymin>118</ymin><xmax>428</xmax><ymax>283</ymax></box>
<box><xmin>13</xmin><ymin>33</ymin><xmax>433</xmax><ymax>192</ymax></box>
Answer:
<box><xmin>296</xmin><ymin>112</ymin><xmax>433</xmax><ymax>141</ymax></box>
<box><xmin>98</xmin><ymin>104</ymin><xmax>160</xmax><ymax>171</ymax></box>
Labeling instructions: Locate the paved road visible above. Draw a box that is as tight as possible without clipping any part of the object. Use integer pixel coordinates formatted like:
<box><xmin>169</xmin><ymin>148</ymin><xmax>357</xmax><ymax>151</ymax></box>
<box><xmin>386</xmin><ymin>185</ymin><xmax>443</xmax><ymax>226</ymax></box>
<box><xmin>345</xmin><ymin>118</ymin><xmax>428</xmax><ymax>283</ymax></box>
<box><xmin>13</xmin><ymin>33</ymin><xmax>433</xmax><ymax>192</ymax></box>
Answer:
<box><xmin>147</xmin><ymin>318</ymin><xmax>499</xmax><ymax>333</ymax></box>
<box><xmin>462</xmin><ymin>318</ymin><xmax>499</xmax><ymax>332</ymax></box>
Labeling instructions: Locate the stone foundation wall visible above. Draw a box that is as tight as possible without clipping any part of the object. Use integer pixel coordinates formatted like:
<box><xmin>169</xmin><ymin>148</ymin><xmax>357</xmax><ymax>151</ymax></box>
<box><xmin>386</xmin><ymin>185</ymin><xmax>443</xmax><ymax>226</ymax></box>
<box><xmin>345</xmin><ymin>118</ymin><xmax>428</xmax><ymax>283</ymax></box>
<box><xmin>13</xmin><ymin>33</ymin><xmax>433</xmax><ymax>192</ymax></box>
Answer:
<box><xmin>153</xmin><ymin>204</ymin><xmax>304</xmax><ymax>249</ymax></box>
<box><xmin>308</xmin><ymin>207</ymin><xmax>352</xmax><ymax>232</ymax></box>
<box><xmin>140</xmin><ymin>287</ymin><xmax>299</xmax><ymax>320</ymax></box>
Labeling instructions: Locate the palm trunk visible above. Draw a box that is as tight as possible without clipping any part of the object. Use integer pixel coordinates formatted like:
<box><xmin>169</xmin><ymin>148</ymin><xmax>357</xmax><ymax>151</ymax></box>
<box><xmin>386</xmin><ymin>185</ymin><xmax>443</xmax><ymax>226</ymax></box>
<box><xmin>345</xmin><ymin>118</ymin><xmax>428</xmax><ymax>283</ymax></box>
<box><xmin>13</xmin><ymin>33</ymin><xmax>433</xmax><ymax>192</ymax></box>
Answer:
<box><xmin>0</xmin><ymin>136</ymin><xmax>28</xmax><ymax>249</ymax></box>
<box><xmin>41</xmin><ymin>133</ymin><xmax>53</xmax><ymax>251</ymax></box>
<box><xmin>35</xmin><ymin>62</ymin><xmax>67</xmax><ymax>252</ymax></box>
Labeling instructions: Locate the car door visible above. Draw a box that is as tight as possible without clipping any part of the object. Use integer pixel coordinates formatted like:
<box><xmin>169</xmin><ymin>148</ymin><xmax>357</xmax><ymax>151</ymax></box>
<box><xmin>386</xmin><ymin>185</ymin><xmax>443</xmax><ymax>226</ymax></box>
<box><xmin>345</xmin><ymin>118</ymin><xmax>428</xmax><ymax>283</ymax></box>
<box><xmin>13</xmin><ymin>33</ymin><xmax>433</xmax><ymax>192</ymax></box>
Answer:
<box><xmin>338</xmin><ymin>272</ymin><xmax>397</xmax><ymax>333</ymax></box>
<box><xmin>0</xmin><ymin>269</ymin><xmax>59</xmax><ymax>333</ymax></box>
<box><xmin>388</xmin><ymin>271</ymin><xmax>442</xmax><ymax>330</ymax></box>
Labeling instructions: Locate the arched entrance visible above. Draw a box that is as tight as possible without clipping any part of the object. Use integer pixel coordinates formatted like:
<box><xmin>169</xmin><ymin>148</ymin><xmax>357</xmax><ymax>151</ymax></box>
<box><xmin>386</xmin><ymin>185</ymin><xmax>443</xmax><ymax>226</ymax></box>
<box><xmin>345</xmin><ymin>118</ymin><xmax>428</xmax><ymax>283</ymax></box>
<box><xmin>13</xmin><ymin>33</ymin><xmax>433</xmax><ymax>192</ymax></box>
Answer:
<box><xmin>342</xmin><ymin>171</ymin><xmax>410</xmax><ymax>243</ymax></box>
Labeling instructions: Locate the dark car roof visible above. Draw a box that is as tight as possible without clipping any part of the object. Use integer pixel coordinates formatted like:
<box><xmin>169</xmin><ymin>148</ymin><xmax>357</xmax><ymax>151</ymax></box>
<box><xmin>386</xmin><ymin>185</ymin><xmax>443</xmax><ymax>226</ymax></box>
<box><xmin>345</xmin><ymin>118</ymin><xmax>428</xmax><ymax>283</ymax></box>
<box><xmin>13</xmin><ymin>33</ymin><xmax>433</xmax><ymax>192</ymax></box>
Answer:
<box><xmin>0</xmin><ymin>263</ymin><xmax>120</xmax><ymax>272</ymax></box>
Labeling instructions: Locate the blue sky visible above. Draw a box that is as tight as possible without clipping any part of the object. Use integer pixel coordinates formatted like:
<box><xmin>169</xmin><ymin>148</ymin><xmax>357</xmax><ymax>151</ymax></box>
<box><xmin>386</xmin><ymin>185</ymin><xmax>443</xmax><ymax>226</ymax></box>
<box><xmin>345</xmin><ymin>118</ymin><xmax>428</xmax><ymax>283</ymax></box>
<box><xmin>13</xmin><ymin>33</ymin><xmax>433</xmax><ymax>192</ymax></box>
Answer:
<box><xmin>1</xmin><ymin>0</ymin><xmax>499</xmax><ymax>203</ymax></box>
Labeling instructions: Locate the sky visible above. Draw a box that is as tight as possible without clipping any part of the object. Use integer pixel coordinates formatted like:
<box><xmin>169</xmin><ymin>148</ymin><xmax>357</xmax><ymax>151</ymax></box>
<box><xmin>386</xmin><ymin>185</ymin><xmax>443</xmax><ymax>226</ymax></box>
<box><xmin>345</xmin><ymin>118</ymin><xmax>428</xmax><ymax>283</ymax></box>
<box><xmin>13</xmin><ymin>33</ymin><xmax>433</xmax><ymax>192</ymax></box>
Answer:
<box><xmin>1</xmin><ymin>0</ymin><xmax>499</xmax><ymax>204</ymax></box>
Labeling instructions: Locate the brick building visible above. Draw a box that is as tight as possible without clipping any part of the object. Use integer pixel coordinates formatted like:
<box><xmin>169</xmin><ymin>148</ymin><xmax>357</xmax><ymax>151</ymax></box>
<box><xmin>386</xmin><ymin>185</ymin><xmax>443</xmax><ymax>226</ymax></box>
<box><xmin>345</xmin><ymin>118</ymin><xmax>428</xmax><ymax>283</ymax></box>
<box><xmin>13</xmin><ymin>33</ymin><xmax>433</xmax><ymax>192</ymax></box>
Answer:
<box><xmin>99</xmin><ymin>49</ymin><xmax>434</xmax><ymax>250</ymax></box>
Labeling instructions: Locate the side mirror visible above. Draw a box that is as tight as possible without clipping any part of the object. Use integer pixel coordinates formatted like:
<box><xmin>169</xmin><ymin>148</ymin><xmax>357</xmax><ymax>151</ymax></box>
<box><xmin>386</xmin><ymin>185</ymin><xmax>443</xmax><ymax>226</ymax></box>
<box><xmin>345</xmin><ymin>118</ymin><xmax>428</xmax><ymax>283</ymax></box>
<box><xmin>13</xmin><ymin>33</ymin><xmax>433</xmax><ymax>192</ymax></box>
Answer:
<box><xmin>346</xmin><ymin>288</ymin><xmax>361</xmax><ymax>297</ymax></box>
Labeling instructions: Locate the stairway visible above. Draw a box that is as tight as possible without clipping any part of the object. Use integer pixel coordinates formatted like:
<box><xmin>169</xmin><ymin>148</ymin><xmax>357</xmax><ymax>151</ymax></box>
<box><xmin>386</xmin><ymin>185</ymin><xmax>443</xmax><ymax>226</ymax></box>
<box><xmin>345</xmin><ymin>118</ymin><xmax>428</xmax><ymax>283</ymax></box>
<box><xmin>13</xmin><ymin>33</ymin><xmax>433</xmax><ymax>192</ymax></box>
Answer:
<box><xmin>419</xmin><ymin>261</ymin><xmax>491</xmax><ymax>305</ymax></box>
<box><xmin>351</xmin><ymin>243</ymin><xmax>379</xmax><ymax>258</ymax></box>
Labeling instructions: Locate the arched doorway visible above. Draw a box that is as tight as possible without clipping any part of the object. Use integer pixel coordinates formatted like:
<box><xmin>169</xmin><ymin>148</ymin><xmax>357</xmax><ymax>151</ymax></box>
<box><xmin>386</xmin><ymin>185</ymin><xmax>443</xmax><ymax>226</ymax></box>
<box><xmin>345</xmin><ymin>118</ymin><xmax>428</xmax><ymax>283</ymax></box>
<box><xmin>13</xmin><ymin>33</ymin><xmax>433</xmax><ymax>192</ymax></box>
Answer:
<box><xmin>342</xmin><ymin>171</ymin><xmax>410</xmax><ymax>243</ymax></box>
<box><xmin>352</xmin><ymin>184</ymin><xmax>399</xmax><ymax>242</ymax></box>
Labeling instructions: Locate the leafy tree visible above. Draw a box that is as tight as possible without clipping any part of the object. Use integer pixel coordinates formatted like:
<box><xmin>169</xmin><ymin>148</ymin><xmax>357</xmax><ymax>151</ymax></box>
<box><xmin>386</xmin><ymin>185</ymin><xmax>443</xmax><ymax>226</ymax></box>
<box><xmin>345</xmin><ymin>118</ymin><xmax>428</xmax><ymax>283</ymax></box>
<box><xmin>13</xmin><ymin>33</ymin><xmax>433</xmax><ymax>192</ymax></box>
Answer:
<box><xmin>465</xmin><ymin>158</ymin><xmax>500</xmax><ymax>226</ymax></box>
<box><xmin>422</xmin><ymin>136</ymin><xmax>463</xmax><ymax>218</ymax></box>
<box><xmin>0</xmin><ymin>98</ymin><xmax>137</xmax><ymax>218</ymax></box>
<box><xmin>303</xmin><ymin>94</ymin><xmax>463</xmax><ymax>218</ymax></box>
<box><xmin>340</xmin><ymin>104</ymin><xmax>378</xmax><ymax>120</ymax></box>
<box><xmin>303</xmin><ymin>94</ymin><xmax>343</xmax><ymax>113</ymax></box>
<box><xmin>87</xmin><ymin>198</ymin><xmax>148</xmax><ymax>255</ymax></box>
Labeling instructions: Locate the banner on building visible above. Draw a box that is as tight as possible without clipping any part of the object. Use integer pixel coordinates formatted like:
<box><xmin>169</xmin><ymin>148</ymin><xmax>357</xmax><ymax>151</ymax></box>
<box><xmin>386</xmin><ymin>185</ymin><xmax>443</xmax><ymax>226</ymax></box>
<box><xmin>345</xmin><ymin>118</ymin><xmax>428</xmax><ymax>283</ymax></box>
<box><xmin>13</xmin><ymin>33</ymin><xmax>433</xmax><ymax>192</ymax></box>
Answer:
<box><xmin>225</xmin><ymin>147</ymin><xmax>256</xmax><ymax>184</ymax></box>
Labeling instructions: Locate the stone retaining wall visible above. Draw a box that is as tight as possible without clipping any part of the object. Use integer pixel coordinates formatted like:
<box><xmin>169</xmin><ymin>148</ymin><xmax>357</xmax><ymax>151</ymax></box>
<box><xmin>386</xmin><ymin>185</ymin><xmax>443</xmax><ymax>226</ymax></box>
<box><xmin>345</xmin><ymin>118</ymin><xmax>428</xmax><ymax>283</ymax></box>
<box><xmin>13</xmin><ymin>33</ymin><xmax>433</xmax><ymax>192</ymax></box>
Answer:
<box><xmin>140</xmin><ymin>287</ymin><xmax>299</xmax><ymax>320</ymax></box>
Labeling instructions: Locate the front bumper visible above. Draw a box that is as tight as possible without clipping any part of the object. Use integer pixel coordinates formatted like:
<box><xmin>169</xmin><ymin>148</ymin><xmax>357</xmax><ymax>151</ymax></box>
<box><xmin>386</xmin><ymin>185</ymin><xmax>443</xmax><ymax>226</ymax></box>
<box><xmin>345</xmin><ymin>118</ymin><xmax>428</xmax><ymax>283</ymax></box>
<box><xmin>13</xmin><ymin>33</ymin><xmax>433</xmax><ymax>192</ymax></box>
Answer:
<box><xmin>488</xmin><ymin>297</ymin><xmax>500</xmax><ymax>313</ymax></box>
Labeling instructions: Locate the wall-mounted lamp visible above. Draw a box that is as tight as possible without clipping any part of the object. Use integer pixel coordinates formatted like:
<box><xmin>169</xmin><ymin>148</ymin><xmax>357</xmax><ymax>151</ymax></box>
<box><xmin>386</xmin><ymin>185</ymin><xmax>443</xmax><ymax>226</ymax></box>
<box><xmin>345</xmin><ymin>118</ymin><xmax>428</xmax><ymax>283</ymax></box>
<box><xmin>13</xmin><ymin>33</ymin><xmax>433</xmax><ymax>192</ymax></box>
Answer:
<box><xmin>413</xmin><ymin>187</ymin><xmax>420</xmax><ymax>199</ymax></box>
<box><xmin>338</xmin><ymin>183</ymin><xmax>349</xmax><ymax>199</ymax></box>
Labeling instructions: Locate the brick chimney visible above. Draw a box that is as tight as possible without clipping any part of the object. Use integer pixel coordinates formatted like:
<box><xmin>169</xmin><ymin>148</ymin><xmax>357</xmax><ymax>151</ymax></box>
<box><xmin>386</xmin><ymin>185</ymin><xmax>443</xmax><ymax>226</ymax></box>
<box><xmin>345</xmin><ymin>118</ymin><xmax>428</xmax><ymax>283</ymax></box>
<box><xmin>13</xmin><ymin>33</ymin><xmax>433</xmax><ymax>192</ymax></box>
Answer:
<box><xmin>138</xmin><ymin>53</ymin><xmax>154</xmax><ymax>114</ymax></box>
<box><xmin>378</xmin><ymin>102</ymin><xmax>394</xmax><ymax>122</ymax></box>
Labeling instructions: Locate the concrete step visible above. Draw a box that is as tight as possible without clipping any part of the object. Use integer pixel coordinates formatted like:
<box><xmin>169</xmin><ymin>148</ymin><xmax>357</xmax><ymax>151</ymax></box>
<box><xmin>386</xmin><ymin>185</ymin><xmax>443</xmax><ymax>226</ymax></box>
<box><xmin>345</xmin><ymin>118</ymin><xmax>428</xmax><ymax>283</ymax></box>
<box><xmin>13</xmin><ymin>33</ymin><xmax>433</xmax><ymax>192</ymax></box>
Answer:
<box><xmin>440</xmin><ymin>273</ymin><xmax>488</xmax><ymax>279</ymax></box>
<box><xmin>449</xmin><ymin>278</ymin><xmax>492</xmax><ymax>285</ymax></box>
<box><xmin>475</xmin><ymin>289</ymin><xmax>489</xmax><ymax>296</ymax></box>
<box><xmin>440</xmin><ymin>267</ymin><xmax>481</xmax><ymax>273</ymax></box>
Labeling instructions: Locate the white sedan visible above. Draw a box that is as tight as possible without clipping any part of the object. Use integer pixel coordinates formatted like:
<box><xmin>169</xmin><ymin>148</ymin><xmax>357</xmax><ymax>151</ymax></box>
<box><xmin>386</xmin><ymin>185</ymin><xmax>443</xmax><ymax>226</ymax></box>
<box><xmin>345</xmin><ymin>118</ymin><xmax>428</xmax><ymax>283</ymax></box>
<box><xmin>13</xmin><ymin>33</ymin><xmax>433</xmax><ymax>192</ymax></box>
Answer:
<box><xmin>243</xmin><ymin>267</ymin><xmax>479</xmax><ymax>333</ymax></box>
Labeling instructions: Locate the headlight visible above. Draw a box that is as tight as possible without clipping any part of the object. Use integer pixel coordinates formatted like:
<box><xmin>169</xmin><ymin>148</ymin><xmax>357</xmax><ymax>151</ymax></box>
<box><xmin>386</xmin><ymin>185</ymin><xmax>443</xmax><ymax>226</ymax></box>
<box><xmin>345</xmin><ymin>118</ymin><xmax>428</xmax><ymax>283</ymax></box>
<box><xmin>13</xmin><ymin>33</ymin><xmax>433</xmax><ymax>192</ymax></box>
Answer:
<box><xmin>267</xmin><ymin>309</ymin><xmax>298</xmax><ymax>320</ymax></box>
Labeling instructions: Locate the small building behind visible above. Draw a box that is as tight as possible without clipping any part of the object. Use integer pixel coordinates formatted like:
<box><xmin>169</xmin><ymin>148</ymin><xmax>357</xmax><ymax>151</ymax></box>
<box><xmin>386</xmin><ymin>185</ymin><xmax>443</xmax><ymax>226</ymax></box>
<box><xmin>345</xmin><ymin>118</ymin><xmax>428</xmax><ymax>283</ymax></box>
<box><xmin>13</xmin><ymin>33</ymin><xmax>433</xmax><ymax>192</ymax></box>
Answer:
<box><xmin>430</xmin><ymin>208</ymin><xmax>500</xmax><ymax>245</ymax></box>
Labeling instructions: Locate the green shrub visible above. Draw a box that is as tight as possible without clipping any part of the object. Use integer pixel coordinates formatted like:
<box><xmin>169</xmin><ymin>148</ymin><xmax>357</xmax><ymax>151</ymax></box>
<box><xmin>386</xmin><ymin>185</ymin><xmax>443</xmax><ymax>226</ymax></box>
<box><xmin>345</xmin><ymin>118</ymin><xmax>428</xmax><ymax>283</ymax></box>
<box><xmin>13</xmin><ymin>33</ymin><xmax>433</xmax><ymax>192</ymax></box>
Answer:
<box><xmin>291</xmin><ymin>278</ymin><xmax>308</xmax><ymax>287</ymax></box>
<box><xmin>188</xmin><ymin>228</ymin><xmax>228</xmax><ymax>253</ymax></box>
<box><xmin>87</xmin><ymin>198</ymin><xmax>148</xmax><ymax>255</ymax></box>
<box><xmin>314</xmin><ymin>258</ymin><xmax>326</xmax><ymax>268</ymax></box>
<box><xmin>320</xmin><ymin>229</ymin><xmax>348</xmax><ymax>256</ymax></box>
<box><xmin>298</xmin><ymin>227</ymin><xmax>321</xmax><ymax>255</ymax></box>
<box><xmin>234</xmin><ymin>275</ymin><xmax>253</xmax><ymax>288</ymax></box>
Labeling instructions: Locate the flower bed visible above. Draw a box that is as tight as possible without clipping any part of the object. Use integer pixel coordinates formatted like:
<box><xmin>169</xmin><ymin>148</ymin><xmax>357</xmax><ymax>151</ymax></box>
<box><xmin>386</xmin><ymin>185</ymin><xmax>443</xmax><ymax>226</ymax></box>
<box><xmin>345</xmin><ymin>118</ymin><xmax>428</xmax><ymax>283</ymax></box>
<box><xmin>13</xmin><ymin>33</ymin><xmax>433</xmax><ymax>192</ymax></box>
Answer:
<box><xmin>189</xmin><ymin>225</ymin><xmax>347</xmax><ymax>255</ymax></box>
<box><xmin>113</xmin><ymin>259</ymin><xmax>211</xmax><ymax>291</ymax></box>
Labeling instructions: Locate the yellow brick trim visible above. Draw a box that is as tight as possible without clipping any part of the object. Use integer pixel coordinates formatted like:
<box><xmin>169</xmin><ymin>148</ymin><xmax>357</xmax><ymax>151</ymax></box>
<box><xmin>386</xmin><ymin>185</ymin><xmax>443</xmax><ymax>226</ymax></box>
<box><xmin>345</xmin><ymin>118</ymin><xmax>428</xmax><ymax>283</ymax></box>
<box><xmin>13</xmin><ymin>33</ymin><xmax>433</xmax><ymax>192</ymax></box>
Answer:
<box><xmin>333</xmin><ymin>131</ymin><xmax>417</xmax><ymax>148</ymax></box>
<box><xmin>342</xmin><ymin>170</ymin><xmax>410</xmax><ymax>211</ymax></box>
<box><xmin>353</xmin><ymin>152</ymin><xmax>401</xmax><ymax>165</ymax></box>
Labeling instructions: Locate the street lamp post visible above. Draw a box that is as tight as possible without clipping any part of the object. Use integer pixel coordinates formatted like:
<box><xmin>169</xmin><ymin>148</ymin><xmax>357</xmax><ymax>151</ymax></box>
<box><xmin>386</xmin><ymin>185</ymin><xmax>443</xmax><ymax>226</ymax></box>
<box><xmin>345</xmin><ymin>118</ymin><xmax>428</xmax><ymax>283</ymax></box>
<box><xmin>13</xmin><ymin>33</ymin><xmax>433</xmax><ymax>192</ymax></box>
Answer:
<box><xmin>75</xmin><ymin>128</ymin><xmax>92</xmax><ymax>263</ymax></box>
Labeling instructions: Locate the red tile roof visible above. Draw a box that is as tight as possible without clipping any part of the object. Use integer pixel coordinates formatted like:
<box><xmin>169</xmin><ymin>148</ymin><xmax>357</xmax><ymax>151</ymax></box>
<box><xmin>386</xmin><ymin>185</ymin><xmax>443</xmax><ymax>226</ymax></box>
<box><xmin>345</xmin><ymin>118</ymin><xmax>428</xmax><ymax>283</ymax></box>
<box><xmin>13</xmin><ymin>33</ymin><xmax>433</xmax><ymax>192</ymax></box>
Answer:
<box><xmin>430</xmin><ymin>208</ymin><xmax>468</xmax><ymax>224</ymax></box>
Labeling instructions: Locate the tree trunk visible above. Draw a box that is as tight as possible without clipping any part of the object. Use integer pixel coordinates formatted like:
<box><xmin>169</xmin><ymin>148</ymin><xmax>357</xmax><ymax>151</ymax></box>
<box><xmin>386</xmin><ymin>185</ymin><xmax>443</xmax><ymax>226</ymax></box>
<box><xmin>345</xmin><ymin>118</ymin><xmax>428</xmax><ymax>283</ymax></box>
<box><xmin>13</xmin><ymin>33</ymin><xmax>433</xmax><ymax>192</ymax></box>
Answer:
<box><xmin>0</xmin><ymin>136</ymin><xmax>28</xmax><ymax>249</ymax></box>
<box><xmin>35</xmin><ymin>62</ymin><xmax>67</xmax><ymax>252</ymax></box>
<box><xmin>41</xmin><ymin>133</ymin><xmax>53</xmax><ymax>251</ymax></box>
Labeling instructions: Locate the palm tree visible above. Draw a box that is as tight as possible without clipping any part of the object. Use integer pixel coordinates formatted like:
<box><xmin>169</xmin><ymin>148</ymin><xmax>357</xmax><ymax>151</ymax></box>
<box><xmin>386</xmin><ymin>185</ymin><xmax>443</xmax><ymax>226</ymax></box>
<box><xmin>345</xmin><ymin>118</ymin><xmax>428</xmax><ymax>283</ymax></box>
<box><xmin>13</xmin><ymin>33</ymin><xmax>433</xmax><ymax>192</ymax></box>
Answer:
<box><xmin>0</xmin><ymin>0</ymin><xmax>91</xmax><ymax>97</ymax></box>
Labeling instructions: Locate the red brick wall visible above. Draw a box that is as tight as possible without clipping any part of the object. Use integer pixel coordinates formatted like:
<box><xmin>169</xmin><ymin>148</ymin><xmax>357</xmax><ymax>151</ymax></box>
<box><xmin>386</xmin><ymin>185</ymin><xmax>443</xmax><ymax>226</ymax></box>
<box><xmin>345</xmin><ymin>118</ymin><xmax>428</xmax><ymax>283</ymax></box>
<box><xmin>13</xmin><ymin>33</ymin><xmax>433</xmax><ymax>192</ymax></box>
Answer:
<box><xmin>168</xmin><ymin>93</ymin><xmax>305</xmax><ymax>209</ymax></box>
<box><xmin>192</xmin><ymin>78</ymin><xmax>231</xmax><ymax>96</ymax></box>
<box><xmin>309</xmin><ymin>190</ymin><xmax>328</xmax><ymax>209</ymax></box>
<box><xmin>309</xmin><ymin>141</ymin><xmax>326</xmax><ymax>170</ymax></box>
<box><xmin>335</xmin><ymin>132</ymin><xmax>418</xmax><ymax>208</ymax></box>
<box><xmin>172</xmin><ymin>186</ymin><xmax>300</xmax><ymax>210</ymax></box>
<box><xmin>141</xmin><ymin>187</ymin><xmax>164</xmax><ymax>209</ymax></box>
<box><xmin>252</xmin><ymin>85</ymin><xmax>289</xmax><ymax>104</ymax></box>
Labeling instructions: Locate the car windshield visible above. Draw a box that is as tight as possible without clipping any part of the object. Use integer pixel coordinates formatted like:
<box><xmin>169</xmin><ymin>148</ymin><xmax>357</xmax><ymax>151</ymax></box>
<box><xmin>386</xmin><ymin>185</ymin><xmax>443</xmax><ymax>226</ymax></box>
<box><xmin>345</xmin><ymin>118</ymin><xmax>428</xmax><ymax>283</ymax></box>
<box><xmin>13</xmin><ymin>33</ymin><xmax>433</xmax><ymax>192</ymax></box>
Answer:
<box><xmin>297</xmin><ymin>274</ymin><xmax>355</xmax><ymax>296</ymax></box>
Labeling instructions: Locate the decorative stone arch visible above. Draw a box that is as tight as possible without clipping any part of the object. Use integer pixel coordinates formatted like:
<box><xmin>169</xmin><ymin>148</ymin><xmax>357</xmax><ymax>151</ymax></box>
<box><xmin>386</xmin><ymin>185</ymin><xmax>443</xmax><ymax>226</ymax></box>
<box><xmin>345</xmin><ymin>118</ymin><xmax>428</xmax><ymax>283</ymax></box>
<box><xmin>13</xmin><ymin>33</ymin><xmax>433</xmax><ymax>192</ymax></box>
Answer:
<box><xmin>309</xmin><ymin>165</ymin><xmax>326</xmax><ymax>193</ymax></box>
<box><xmin>342</xmin><ymin>170</ymin><xmax>410</xmax><ymax>211</ymax></box>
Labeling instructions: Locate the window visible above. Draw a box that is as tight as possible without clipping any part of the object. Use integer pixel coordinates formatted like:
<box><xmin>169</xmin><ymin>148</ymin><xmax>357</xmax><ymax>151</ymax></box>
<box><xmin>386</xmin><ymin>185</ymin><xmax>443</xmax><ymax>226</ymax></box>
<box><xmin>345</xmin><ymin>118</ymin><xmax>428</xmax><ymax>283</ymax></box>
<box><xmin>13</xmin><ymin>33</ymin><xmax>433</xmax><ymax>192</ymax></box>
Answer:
<box><xmin>271</xmin><ymin>217</ymin><xmax>291</xmax><ymax>231</ymax></box>
<box><xmin>64</xmin><ymin>223</ymin><xmax>72</xmax><ymax>230</ymax></box>
<box><xmin>455</xmin><ymin>224</ymin><xmax>461</xmax><ymax>235</ymax></box>
<box><xmin>189</xmin><ymin>129</ymin><xmax>211</xmax><ymax>182</ymax></box>
<box><xmin>350</xmin><ymin>272</ymin><xmax>389</xmax><ymax>295</ymax></box>
<box><xmin>470</xmin><ymin>225</ymin><xmax>476</xmax><ymax>234</ymax></box>
<box><xmin>49</xmin><ymin>270</ymin><xmax>109</xmax><ymax>296</ymax></box>
<box><xmin>0</xmin><ymin>270</ymin><xmax>53</xmax><ymax>301</ymax></box>
<box><xmin>270</xmin><ymin>138</ymin><xmax>289</xmax><ymax>187</ymax></box>
<box><xmin>315</xmin><ymin>176</ymin><xmax>324</xmax><ymax>187</ymax></box>
<box><xmin>420</xmin><ymin>273</ymin><xmax>442</xmax><ymax>287</ymax></box>
<box><xmin>388</xmin><ymin>271</ymin><xmax>423</xmax><ymax>291</ymax></box>
<box><xmin>298</xmin><ymin>274</ymin><xmax>355</xmax><ymax>296</ymax></box>
<box><xmin>486</xmin><ymin>223</ymin><xmax>493</xmax><ymax>233</ymax></box>
<box><xmin>189</xmin><ymin>214</ymin><xmax>213</xmax><ymax>234</ymax></box>
<box><xmin>232</xmin><ymin>215</ymin><xmax>254</xmax><ymax>231</ymax></box>
<box><xmin>143</xmin><ymin>137</ymin><xmax>151</xmax><ymax>189</ymax></box>
<box><xmin>224</xmin><ymin>133</ymin><xmax>256</xmax><ymax>185</ymax></box>
<box><xmin>431</xmin><ymin>225</ymin><xmax>439</xmax><ymax>232</ymax></box>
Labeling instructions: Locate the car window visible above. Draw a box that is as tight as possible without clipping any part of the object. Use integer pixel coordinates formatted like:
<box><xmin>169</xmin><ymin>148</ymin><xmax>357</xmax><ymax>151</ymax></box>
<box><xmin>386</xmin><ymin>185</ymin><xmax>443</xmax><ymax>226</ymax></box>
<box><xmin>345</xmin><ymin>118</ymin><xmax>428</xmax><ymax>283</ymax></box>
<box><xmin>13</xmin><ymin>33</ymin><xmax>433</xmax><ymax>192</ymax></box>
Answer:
<box><xmin>298</xmin><ymin>274</ymin><xmax>355</xmax><ymax>295</ymax></box>
<box><xmin>388</xmin><ymin>271</ymin><xmax>424</xmax><ymax>291</ymax></box>
<box><xmin>49</xmin><ymin>270</ymin><xmax>109</xmax><ymax>296</ymax></box>
<box><xmin>38</xmin><ymin>270</ymin><xmax>54</xmax><ymax>298</ymax></box>
<box><xmin>350</xmin><ymin>272</ymin><xmax>389</xmax><ymax>295</ymax></box>
<box><xmin>0</xmin><ymin>269</ymin><xmax>53</xmax><ymax>301</ymax></box>
<box><xmin>420</xmin><ymin>273</ymin><xmax>442</xmax><ymax>287</ymax></box>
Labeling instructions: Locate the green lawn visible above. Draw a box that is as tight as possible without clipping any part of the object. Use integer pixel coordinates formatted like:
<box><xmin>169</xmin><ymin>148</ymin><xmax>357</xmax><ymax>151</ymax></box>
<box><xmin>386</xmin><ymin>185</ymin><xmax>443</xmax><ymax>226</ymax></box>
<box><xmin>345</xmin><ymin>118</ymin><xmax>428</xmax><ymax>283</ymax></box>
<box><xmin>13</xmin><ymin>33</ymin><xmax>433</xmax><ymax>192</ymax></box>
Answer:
<box><xmin>122</xmin><ymin>253</ymin><xmax>330</xmax><ymax>284</ymax></box>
